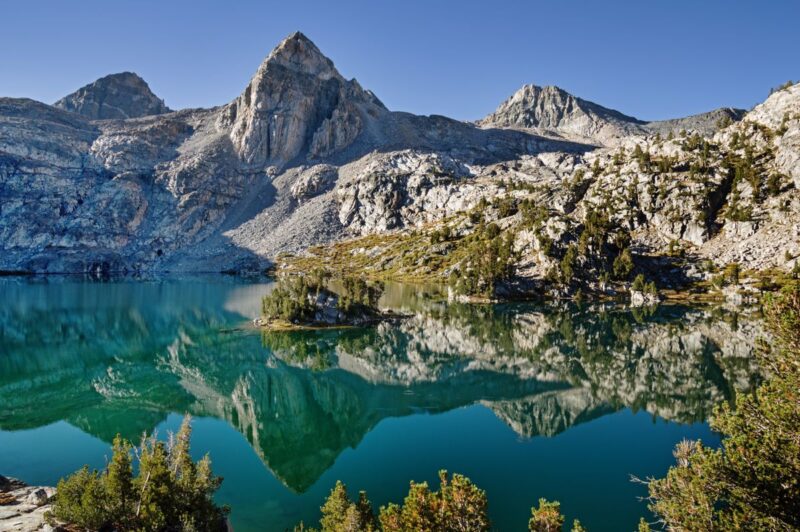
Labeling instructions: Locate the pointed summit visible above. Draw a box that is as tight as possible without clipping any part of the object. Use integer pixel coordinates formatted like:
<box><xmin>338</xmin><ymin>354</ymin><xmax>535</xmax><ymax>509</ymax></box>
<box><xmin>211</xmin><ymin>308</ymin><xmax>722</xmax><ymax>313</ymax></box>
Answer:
<box><xmin>224</xmin><ymin>32</ymin><xmax>385</xmax><ymax>167</ymax></box>
<box><xmin>480</xmin><ymin>83</ymin><xmax>643</xmax><ymax>144</ymax></box>
<box><xmin>257</xmin><ymin>31</ymin><xmax>339</xmax><ymax>80</ymax></box>
<box><xmin>54</xmin><ymin>72</ymin><xmax>170</xmax><ymax>120</ymax></box>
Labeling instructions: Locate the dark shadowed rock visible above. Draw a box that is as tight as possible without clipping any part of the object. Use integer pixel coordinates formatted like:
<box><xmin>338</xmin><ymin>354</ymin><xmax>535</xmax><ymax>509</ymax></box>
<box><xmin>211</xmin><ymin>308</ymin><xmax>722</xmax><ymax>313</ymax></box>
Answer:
<box><xmin>54</xmin><ymin>72</ymin><xmax>171</xmax><ymax>120</ymax></box>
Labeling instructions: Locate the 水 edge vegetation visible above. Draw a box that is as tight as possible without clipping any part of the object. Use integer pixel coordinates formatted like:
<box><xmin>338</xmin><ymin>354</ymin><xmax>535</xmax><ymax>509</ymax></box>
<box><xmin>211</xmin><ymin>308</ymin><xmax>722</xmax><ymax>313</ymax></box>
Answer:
<box><xmin>46</xmin><ymin>415</ymin><xmax>228</xmax><ymax>531</ymax></box>
<box><xmin>40</xmin><ymin>283</ymin><xmax>799</xmax><ymax>530</ymax></box>
<box><xmin>296</xmin><ymin>283</ymin><xmax>799</xmax><ymax>531</ymax></box>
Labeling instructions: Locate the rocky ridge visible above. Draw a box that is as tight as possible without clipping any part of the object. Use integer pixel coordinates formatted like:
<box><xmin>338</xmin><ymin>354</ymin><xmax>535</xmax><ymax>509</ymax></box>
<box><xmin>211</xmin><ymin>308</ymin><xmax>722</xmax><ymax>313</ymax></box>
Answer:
<box><xmin>1</xmin><ymin>32</ymin><xmax>798</xmax><ymax>294</ymax></box>
<box><xmin>53</xmin><ymin>72</ymin><xmax>170</xmax><ymax>120</ymax></box>
<box><xmin>287</xmin><ymin>82</ymin><xmax>800</xmax><ymax>299</ymax></box>
<box><xmin>479</xmin><ymin>83</ymin><xmax>746</xmax><ymax>146</ymax></box>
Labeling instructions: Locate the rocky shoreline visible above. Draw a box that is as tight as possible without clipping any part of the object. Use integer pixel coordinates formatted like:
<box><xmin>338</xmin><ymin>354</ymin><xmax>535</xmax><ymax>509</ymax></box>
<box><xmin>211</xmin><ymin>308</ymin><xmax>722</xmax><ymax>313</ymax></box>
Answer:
<box><xmin>0</xmin><ymin>476</ymin><xmax>57</xmax><ymax>532</ymax></box>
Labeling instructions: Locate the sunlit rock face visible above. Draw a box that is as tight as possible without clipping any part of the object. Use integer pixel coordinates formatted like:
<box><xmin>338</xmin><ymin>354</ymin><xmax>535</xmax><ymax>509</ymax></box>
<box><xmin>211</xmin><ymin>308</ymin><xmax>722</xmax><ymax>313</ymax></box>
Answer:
<box><xmin>223</xmin><ymin>32</ymin><xmax>383</xmax><ymax>168</ymax></box>
<box><xmin>0</xmin><ymin>31</ymin><xmax>593</xmax><ymax>274</ymax></box>
<box><xmin>479</xmin><ymin>84</ymin><xmax>647</xmax><ymax>145</ymax></box>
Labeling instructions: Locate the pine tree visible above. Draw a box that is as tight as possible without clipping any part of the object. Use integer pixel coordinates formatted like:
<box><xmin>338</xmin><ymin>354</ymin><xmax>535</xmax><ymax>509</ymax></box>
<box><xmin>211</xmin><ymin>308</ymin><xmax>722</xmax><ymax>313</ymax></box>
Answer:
<box><xmin>647</xmin><ymin>284</ymin><xmax>800</xmax><ymax>529</ymax></box>
<box><xmin>528</xmin><ymin>498</ymin><xmax>565</xmax><ymax>532</ymax></box>
<box><xmin>320</xmin><ymin>481</ymin><xmax>353</xmax><ymax>531</ymax></box>
<box><xmin>105</xmin><ymin>435</ymin><xmax>134</xmax><ymax>528</ymax></box>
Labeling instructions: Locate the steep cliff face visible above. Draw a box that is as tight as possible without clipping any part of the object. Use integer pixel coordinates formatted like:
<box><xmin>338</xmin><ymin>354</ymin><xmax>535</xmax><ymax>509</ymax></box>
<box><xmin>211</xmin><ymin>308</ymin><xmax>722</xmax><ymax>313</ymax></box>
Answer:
<box><xmin>222</xmin><ymin>32</ymin><xmax>385</xmax><ymax>168</ymax></box>
<box><xmin>53</xmin><ymin>72</ymin><xmax>171</xmax><ymax>120</ymax></box>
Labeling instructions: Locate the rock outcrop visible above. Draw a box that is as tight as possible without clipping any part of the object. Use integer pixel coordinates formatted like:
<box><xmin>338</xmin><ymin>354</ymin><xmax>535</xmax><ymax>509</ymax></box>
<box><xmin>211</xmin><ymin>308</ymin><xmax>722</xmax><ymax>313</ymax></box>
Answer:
<box><xmin>479</xmin><ymin>84</ymin><xmax>647</xmax><ymax>144</ymax></box>
<box><xmin>54</xmin><ymin>72</ymin><xmax>170</xmax><ymax>120</ymax></box>
<box><xmin>0</xmin><ymin>476</ymin><xmax>55</xmax><ymax>531</ymax></box>
<box><xmin>1</xmin><ymin>33</ymin><xmax>797</xmax><ymax>282</ymax></box>
<box><xmin>222</xmin><ymin>32</ymin><xmax>384</xmax><ymax>168</ymax></box>
<box><xmin>480</xmin><ymin>83</ymin><xmax>746</xmax><ymax>145</ymax></box>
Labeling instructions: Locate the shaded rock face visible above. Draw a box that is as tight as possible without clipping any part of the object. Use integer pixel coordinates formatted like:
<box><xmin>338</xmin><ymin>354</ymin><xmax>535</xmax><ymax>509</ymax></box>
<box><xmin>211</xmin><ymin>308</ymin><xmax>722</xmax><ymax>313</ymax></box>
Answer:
<box><xmin>54</xmin><ymin>72</ymin><xmax>170</xmax><ymax>120</ymax></box>
<box><xmin>646</xmin><ymin>107</ymin><xmax>746</xmax><ymax>137</ymax></box>
<box><xmin>222</xmin><ymin>32</ymin><xmax>383</xmax><ymax>168</ymax></box>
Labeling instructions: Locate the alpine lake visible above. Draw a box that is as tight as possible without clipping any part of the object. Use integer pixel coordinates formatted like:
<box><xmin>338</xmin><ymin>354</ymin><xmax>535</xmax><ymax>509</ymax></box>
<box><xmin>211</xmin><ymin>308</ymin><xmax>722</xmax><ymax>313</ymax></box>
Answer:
<box><xmin>0</xmin><ymin>276</ymin><xmax>762</xmax><ymax>531</ymax></box>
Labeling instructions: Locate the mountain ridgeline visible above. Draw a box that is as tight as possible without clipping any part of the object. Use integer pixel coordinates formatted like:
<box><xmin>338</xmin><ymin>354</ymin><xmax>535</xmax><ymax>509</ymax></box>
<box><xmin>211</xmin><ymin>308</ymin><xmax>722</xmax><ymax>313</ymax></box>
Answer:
<box><xmin>1</xmin><ymin>32</ymin><xmax>798</xmax><ymax>298</ymax></box>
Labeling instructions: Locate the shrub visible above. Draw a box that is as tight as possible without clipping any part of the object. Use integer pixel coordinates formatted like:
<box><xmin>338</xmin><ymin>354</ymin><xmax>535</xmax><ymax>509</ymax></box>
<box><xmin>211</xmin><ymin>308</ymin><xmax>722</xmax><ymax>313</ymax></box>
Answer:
<box><xmin>451</xmin><ymin>226</ymin><xmax>516</xmax><ymax>298</ymax></box>
<box><xmin>528</xmin><ymin>499</ymin><xmax>584</xmax><ymax>532</ymax></box>
<box><xmin>723</xmin><ymin>262</ymin><xmax>741</xmax><ymax>284</ymax></box>
<box><xmin>338</xmin><ymin>277</ymin><xmax>384</xmax><ymax>316</ymax></box>
<box><xmin>646</xmin><ymin>284</ymin><xmax>800</xmax><ymax>530</ymax></box>
<box><xmin>560</xmin><ymin>244</ymin><xmax>578</xmax><ymax>284</ymax></box>
<box><xmin>50</xmin><ymin>415</ymin><xmax>227</xmax><ymax>531</ymax></box>
<box><xmin>494</xmin><ymin>196</ymin><xmax>518</xmax><ymax>218</ymax></box>
<box><xmin>612</xmin><ymin>248</ymin><xmax>634</xmax><ymax>280</ymax></box>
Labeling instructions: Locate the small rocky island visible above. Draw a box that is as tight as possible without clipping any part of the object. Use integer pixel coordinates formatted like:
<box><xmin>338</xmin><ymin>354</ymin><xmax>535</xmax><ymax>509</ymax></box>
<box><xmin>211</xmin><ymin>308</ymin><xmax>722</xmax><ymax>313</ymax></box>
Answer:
<box><xmin>255</xmin><ymin>272</ymin><xmax>393</xmax><ymax>329</ymax></box>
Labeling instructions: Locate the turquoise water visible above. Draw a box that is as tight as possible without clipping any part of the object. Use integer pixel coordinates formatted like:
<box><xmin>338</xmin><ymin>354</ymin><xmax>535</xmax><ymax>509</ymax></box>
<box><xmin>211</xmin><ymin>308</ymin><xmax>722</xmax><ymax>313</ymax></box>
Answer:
<box><xmin>0</xmin><ymin>277</ymin><xmax>759</xmax><ymax>531</ymax></box>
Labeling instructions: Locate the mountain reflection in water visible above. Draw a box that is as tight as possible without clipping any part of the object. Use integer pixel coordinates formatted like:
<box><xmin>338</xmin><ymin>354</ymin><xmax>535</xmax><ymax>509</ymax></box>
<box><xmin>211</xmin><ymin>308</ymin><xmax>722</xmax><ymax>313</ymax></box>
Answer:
<box><xmin>0</xmin><ymin>277</ymin><xmax>760</xmax><ymax>495</ymax></box>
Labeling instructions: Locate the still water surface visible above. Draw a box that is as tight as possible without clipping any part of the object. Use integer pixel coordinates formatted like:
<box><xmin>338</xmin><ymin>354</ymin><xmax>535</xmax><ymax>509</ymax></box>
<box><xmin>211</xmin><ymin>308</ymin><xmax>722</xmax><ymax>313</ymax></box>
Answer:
<box><xmin>0</xmin><ymin>277</ymin><xmax>761</xmax><ymax>531</ymax></box>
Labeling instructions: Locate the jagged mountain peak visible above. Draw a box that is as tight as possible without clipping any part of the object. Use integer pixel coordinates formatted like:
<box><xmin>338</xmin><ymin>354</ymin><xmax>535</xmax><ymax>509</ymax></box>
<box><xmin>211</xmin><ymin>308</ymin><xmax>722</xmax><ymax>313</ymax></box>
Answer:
<box><xmin>54</xmin><ymin>72</ymin><xmax>170</xmax><ymax>120</ymax></box>
<box><xmin>258</xmin><ymin>31</ymin><xmax>339</xmax><ymax>80</ymax></box>
<box><xmin>480</xmin><ymin>83</ymin><xmax>644</xmax><ymax>143</ymax></box>
<box><xmin>225</xmin><ymin>32</ymin><xmax>385</xmax><ymax>167</ymax></box>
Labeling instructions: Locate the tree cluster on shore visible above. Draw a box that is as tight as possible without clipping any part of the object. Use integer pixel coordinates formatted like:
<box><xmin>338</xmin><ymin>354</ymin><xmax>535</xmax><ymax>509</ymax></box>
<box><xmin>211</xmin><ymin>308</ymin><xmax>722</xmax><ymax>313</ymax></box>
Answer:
<box><xmin>47</xmin><ymin>416</ymin><xmax>228</xmax><ymax>531</ymax></box>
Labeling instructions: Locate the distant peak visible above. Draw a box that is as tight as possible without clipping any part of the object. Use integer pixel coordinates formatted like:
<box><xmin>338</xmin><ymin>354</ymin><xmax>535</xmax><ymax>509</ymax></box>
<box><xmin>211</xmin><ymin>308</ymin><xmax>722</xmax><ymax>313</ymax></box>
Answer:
<box><xmin>480</xmin><ymin>82</ymin><xmax>644</xmax><ymax>142</ymax></box>
<box><xmin>54</xmin><ymin>72</ymin><xmax>170</xmax><ymax>120</ymax></box>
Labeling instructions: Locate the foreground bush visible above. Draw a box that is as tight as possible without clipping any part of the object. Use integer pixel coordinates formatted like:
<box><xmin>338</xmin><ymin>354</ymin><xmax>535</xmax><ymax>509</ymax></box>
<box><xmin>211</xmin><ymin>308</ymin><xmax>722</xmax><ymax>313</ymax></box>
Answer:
<box><xmin>297</xmin><ymin>470</ymin><xmax>584</xmax><ymax>531</ymax></box>
<box><xmin>645</xmin><ymin>284</ymin><xmax>800</xmax><ymax>530</ymax></box>
<box><xmin>49</xmin><ymin>415</ymin><xmax>228</xmax><ymax>531</ymax></box>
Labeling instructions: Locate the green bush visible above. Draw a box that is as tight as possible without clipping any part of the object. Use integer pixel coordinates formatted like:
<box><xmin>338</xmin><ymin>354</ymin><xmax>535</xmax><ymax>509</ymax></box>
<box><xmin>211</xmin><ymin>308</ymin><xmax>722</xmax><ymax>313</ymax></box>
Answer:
<box><xmin>559</xmin><ymin>244</ymin><xmax>578</xmax><ymax>284</ymax></box>
<box><xmin>262</xmin><ymin>274</ymin><xmax>325</xmax><ymax>322</ymax></box>
<box><xmin>612</xmin><ymin>248</ymin><xmax>634</xmax><ymax>280</ymax></box>
<box><xmin>451</xmin><ymin>225</ymin><xmax>517</xmax><ymax>298</ymax></box>
<box><xmin>631</xmin><ymin>273</ymin><xmax>646</xmax><ymax>292</ymax></box>
<box><xmin>338</xmin><ymin>277</ymin><xmax>384</xmax><ymax>316</ymax></box>
<box><xmin>646</xmin><ymin>284</ymin><xmax>800</xmax><ymax>529</ymax></box>
<box><xmin>50</xmin><ymin>415</ymin><xmax>227</xmax><ymax>531</ymax></box>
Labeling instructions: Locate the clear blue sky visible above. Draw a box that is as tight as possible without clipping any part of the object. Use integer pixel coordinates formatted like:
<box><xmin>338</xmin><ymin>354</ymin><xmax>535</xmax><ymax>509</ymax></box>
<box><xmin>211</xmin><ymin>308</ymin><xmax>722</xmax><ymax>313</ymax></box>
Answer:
<box><xmin>2</xmin><ymin>0</ymin><xmax>797</xmax><ymax>121</ymax></box>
